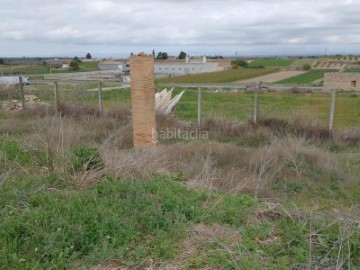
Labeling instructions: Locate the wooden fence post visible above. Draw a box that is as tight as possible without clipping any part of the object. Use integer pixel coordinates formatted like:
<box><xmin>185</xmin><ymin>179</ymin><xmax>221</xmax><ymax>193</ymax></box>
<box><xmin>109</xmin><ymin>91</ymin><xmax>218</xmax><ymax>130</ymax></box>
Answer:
<box><xmin>98</xmin><ymin>81</ymin><xmax>103</xmax><ymax>114</ymax></box>
<box><xmin>198</xmin><ymin>87</ymin><xmax>202</xmax><ymax>129</ymax></box>
<box><xmin>8</xmin><ymin>88</ymin><xmax>13</xmax><ymax>108</ymax></box>
<box><xmin>329</xmin><ymin>89</ymin><xmax>336</xmax><ymax>137</ymax></box>
<box><xmin>19</xmin><ymin>76</ymin><xmax>25</xmax><ymax>110</ymax></box>
<box><xmin>54</xmin><ymin>81</ymin><xmax>60</xmax><ymax>111</ymax></box>
<box><xmin>253</xmin><ymin>90</ymin><xmax>258</xmax><ymax>124</ymax></box>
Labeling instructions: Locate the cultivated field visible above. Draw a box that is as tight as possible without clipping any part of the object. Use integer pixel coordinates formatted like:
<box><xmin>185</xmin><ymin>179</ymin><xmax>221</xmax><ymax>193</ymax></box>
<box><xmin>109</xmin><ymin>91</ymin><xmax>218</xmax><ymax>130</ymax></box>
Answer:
<box><xmin>0</xmin><ymin>61</ymin><xmax>100</xmax><ymax>76</ymax></box>
<box><xmin>248</xmin><ymin>58</ymin><xmax>295</xmax><ymax>67</ymax></box>
<box><xmin>274</xmin><ymin>70</ymin><xmax>333</xmax><ymax>84</ymax></box>
<box><xmin>346</xmin><ymin>68</ymin><xmax>360</xmax><ymax>73</ymax></box>
<box><xmin>239</xmin><ymin>70</ymin><xmax>306</xmax><ymax>83</ymax></box>
<box><xmin>157</xmin><ymin>68</ymin><xmax>277</xmax><ymax>83</ymax></box>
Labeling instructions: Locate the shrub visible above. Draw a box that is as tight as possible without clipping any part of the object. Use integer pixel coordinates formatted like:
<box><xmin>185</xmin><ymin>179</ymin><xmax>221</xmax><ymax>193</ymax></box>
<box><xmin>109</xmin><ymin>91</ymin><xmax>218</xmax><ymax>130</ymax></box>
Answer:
<box><xmin>69</xmin><ymin>60</ymin><xmax>80</xmax><ymax>70</ymax></box>
<box><xmin>231</xmin><ymin>60</ymin><xmax>248</xmax><ymax>68</ymax></box>
<box><xmin>303</xmin><ymin>63</ymin><xmax>311</xmax><ymax>70</ymax></box>
<box><xmin>70</xmin><ymin>145</ymin><xmax>103</xmax><ymax>172</ymax></box>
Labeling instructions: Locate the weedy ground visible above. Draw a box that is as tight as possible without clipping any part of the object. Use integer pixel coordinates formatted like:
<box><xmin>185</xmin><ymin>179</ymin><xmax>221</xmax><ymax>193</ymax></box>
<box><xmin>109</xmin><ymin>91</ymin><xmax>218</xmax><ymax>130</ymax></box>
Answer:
<box><xmin>0</xmin><ymin>104</ymin><xmax>359</xmax><ymax>269</ymax></box>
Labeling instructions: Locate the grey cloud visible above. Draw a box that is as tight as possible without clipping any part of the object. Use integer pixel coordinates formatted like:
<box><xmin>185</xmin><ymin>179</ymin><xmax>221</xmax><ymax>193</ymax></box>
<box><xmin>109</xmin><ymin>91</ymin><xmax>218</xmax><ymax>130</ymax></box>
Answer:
<box><xmin>0</xmin><ymin>0</ymin><xmax>359</xmax><ymax>56</ymax></box>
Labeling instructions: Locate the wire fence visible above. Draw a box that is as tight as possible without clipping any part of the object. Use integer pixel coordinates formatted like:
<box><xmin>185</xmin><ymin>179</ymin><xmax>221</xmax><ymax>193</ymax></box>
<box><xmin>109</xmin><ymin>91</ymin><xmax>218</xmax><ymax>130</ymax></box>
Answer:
<box><xmin>0</xmin><ymin>80</ymin><xmax>129</xmax><ymax>112</ymax></box>
<box><xmin>1</xmin><ymin>79</ymin><xmax>360</xmax><ymax>132</ymax></box>
<box><xmin>175</xmin><ymin>87</ymin><xmax>360</xmax><ymax>132</ymax></box>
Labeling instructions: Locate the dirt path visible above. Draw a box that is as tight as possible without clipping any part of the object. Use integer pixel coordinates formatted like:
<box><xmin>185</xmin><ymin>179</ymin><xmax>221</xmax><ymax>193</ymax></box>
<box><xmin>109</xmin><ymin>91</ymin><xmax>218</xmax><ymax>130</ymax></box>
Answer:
<box><xmin>239</xmin><ymin>70</ymin><xmax>306</xmax><ymax>83</ymax></box>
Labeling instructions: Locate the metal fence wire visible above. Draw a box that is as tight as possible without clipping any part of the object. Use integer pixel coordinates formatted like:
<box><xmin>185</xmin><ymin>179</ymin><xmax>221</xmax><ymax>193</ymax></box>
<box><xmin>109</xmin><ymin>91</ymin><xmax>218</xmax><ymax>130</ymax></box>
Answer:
<box><xmin>1</xmin><ymin>80</ymin><xmax>360</xmax><ymax>132</ymax></box>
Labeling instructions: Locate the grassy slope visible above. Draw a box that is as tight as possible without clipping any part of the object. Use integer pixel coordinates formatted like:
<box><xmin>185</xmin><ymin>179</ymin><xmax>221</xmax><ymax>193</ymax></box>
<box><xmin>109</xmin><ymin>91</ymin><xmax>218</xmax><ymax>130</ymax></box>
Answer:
<box><xmin>157</xmin><ymin>68</ymin><xmax>277</xmax><ymax>83</ymax></box>
<box><xmin>274</xmin><ymin>70</ymin><xmax>330</xmax><ymax>84</ymax></box>
<box><xmin>289</xmin><ymin>59</ymin><xmax>316</xmax><ymax>69</ymax></box>
<box><xmin>248</xmin><ymin>58</ymin><xmax>295</xmax><ymax>67</ymax></box>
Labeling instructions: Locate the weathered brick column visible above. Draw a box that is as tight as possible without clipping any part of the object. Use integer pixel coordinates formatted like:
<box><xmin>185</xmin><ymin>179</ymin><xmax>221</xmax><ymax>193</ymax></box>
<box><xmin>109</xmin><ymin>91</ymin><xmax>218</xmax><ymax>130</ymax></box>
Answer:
<box><xmin>130</xmin><ymin>54</ymin><xmax>157</xmax><ymax>148</ymax></box>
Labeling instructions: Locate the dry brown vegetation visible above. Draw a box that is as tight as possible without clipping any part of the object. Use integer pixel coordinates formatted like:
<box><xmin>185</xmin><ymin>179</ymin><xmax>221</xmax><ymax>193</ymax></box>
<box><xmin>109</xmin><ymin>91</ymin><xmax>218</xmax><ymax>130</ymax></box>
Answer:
<box><xmin>3</xmin><ymin>105</ymin><xmax>357</xmax><ymax>199</ymax></box>
<box><xmin>102</xmin><ymin>136</ymin><xmax>348</xmax><ymax>197</ymax></box>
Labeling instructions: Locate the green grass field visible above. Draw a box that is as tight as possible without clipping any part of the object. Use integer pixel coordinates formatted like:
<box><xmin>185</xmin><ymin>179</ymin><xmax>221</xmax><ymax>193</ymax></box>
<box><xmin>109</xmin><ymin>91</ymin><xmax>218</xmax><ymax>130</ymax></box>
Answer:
<box><xmin>0</xmin><ymin>61</ymin><xmax>100</xmax><ymax>77</ymax></box>
<box><xmin>248</xmin><ymin>58</ymin><xmax>295</xmax><ymax>67</ymax></box>
<box><xmin>2</xmin><ymin>168</ymin><xmax>359</xmax><ymax>269</ymax></box>
<box><xmin>78</xmin><ymin>61</ymin><xmax>100</xmax><ymax>70</ymax></box>
<box><xmin>12</xmin><ymin>84</ymin><xmax>360</xmax><ymax>130</ymax></box>
<box><xmin>173</xmin><ymin>89</ymin><xmax>360</xmax><ymax>129</ymax></box>
<box><xmin>157</xmin><ymin>68</ymin><xmax>277</xmax><ymax>83</ymax></box>
<box><xmin>274</xmin><ymin>70</ymin><xmax>332</xmax><ymax>84</ymax></box>
<box><xmin>345</xmin><ymin>68</ymin><xmax>360</xmax><ymax>73</ymax></box>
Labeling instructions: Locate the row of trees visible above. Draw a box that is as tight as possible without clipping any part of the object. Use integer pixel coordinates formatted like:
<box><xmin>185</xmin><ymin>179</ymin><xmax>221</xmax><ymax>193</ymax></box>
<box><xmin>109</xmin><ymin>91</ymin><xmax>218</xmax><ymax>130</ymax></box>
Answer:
<box><xmin>147</xmin><ymin>50</ymin><xmax>188</xmax><ymax>60</ymax></box>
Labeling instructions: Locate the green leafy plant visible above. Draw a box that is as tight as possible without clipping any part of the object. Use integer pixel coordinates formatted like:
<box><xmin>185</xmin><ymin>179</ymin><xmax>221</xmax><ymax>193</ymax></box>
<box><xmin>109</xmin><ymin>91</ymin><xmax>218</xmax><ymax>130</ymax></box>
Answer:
<box><xmin>70</xmin><ymin>145</ymin><xmax>103</xmax><ymax>171</ymax></box>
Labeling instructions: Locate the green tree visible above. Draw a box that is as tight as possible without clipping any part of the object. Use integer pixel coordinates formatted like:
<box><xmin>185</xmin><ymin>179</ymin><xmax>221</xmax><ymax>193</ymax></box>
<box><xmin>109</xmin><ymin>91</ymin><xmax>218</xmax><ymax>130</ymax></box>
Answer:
<box><xmin>178</xmin><ymin>51</ymin><xmax>187</xmax><ymax>59</ymax></box>
<box><xmin>156</xmin><ymin>52</ymin><xmax>168</xmax><ymax>60</ymax></box>
<box><xmin>231</xmin><ymin>59</ymin><xmax>248</xmax><ymax>69</ymax></box>
<box><xmin>161</xmin><ymin>52</ymin><xmax>168</xmax><ymax>59</ymax></box>
<box><xmin>152</xmin><ymin>49</ymin><xmax>155</xmax><ymax>58</ymax></box>
<box><xmin>0</xmin><ymin>58</ymin><xmax>4</xmax><ymax>64</ymax></box>
<box><xmin>73</xmin><ymin>56</ymin><xmax>81</xmax><ymax>63</ymax></box>
<box><xmin>70</xmin><ymin>60</ymin><xmax>80</xmax><ymax>70</ymax></box>
<box><xmin>85</xmin><ymin>53</ymin><xmax>92</xmax><ymax>59</ymax></box>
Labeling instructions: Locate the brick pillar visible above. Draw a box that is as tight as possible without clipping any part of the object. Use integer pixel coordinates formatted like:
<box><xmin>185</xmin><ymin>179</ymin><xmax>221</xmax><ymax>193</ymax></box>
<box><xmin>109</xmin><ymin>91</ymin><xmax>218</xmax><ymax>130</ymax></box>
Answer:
<box><xmin>130</xmin><ymin>54</ymin><xmax>157</xmax><ymax>148</ymax></box>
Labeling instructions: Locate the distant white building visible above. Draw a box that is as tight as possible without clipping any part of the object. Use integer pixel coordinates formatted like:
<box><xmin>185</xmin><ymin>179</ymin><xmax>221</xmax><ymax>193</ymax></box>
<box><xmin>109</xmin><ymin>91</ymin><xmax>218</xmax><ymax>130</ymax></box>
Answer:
<box><xmin>154</xmin><ymin>56</ymin><xmax>223</xmax><ymax>77</ymax></box>
<box><xmin>98</xmin><ymin>61</ymin><xmax>129</xmax><ymax>71</ymax></box>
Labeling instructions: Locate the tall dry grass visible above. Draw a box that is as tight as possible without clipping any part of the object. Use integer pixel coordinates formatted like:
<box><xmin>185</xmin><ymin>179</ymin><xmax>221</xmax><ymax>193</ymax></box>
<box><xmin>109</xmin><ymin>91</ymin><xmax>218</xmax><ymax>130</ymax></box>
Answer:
<box><xmin>102</xmin><ymin>136</ymin><xmax>347</xmax><ymax>197</ymax></box>
<box><xmin>2</xmin><ymin>105</ymin><xmax>356</xmax><ymax>195</ymax></box>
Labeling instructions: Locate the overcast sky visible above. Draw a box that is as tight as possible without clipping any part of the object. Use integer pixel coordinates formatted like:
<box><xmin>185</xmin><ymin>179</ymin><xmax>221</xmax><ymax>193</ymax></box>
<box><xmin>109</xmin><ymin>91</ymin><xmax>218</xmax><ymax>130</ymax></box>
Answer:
<box><xmin>0</xmin><ymin>0</ymin><xmax>359</xmax><ymax>58</ymax></box>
